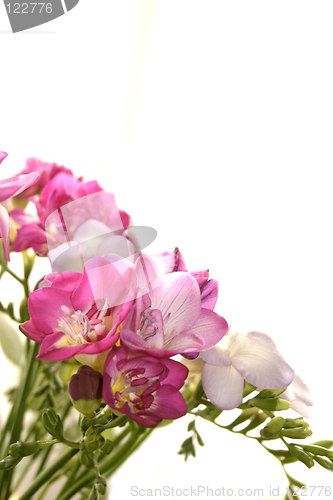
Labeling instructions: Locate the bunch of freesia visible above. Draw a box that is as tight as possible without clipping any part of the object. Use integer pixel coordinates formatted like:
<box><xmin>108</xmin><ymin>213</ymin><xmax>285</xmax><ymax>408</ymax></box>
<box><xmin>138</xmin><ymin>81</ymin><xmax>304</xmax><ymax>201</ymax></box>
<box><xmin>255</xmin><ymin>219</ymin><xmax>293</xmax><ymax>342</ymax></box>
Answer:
<box><xmin>0</xmin><ymin>151</ymin><xmax>331</xmax><ymax>499</ymax></box>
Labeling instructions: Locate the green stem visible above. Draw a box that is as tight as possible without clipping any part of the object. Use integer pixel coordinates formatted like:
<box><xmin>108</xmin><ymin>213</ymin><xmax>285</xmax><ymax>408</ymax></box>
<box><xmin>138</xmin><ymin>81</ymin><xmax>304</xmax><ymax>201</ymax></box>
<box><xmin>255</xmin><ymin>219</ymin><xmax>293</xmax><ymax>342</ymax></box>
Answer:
<box><xmin>0</xmin><ymin>342</ymin><xmax>39</xmax><ymax>499</ymax></box>
<box><xmin>18</xmin><ymin>448</ymin><xmax>79</xmax><ymax>500</ymax></box>
<box><xmin>57</xmin><ymin>427</ymin><xmax>152</xmax><ymax>500</ymax></box>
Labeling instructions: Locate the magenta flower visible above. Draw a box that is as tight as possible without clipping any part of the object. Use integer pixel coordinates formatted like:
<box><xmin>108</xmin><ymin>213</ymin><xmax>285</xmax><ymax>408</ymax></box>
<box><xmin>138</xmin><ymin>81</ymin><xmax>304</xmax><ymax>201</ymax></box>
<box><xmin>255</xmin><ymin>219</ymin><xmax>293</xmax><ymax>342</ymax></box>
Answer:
<box><xmin>103</xmin><ymin>346</ymin><xmax>188</xmax><ymax>427</ymax></box>
<box><xmin>0</xmin><ymin>152</ymin><xmax>40</xmax><ymax>261</ymax></box>
<box><xmin>151</xmin><ymin>247</ymin><xmax>218</xmax><ymax>310</ymax></box>
<box><xmin>20</xmin><ymin>258</ymin><xmax>133</xmax><ymax>365</ymax></box>
<box><xmin>12</xmin><ymin>172</ymin><xmax>104</xmax><ymax>256</ymax></box>
<box><xmin>17</xmin><ymin>157</ymin><xmax>73</xmax><ymax>197</ymax></box>
<box><xmin>121</xmin><ymin>271</ymin><xmax>228</xmax><ymax>358</ymax></box>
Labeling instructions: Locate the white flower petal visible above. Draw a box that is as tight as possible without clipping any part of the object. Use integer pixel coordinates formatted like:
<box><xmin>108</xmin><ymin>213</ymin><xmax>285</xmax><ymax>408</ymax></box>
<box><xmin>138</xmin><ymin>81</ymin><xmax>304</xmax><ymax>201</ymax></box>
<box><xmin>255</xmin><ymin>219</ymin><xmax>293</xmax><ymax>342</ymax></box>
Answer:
<box><xmin>231</xmin><ymin>331</ymin><xmax>294</xmax><ymax>390</ymax></box>
<box><xmin>202</xmin><ymin>363</ymin><xmax>244</xmax><ymax>410</ymax></box>
<box><xmin>200</xmin><ymin>346</ymin><xmax>232</xmax><ymax>366</ymax></box>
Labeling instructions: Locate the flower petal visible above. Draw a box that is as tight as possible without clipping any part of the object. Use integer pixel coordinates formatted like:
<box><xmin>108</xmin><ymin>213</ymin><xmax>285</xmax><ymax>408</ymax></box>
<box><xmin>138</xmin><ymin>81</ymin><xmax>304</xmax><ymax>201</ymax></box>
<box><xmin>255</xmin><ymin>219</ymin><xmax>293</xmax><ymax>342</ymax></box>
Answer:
<box><xmin>28</xmin><ymin>287</ymin><xmax>73</xmax><ymax>334</ymax></box>
<box><xmin>202</xmin><ymin>363</ymin><xmax>244</xmax><ymax>410</ymax></box>
<box><xmin>231</xmin><ymin>331</ymin><xmax>294</xmax><ymax>390</ymax></box>
<box><xmin>182</xmin><ymin>309</ymin><xmax>228</xmax><ymax>352</ymax></box>
<box><xmin>149</xmin><ymin>272</ymin><xmax>201</xmax><ymax>334</ymax></box>
<box><xmin>0</xmin><ymin>172</ymin><xmax>40</xmax><ymax>203</ymax></box>
<box><xmin>0</xmin><ymin>204</ymin><xmax>10</xmax><ymax>260</ymax></box>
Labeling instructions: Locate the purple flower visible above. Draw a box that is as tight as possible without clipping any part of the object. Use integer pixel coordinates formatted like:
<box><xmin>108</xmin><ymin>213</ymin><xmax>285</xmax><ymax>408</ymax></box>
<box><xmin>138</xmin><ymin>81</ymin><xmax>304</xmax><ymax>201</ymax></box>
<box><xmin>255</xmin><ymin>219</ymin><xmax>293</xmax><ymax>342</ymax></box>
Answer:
<box><xmin>103</xmin><ymin>346</ymin><xmax>188</xmax><ymax>427</ymax></box>
<box><xmin>121</xmin><ymin>271</ymin><xmax>228</xmax><ymax>358</ymax></box>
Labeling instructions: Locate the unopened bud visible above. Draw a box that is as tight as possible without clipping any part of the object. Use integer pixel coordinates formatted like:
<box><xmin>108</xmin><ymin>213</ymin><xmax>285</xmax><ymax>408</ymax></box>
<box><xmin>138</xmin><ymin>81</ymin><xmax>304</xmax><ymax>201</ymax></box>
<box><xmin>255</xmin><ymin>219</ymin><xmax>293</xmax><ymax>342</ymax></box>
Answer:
<box><xmin>288</xmin><ymin>445</ymin><xmax>314</xmax><ymax>468</ymax></box>
<box><xmin>69</xmin><ymin>366</ymin><xmax>103</xmax><ymax>418</ymax></box>
<box><xmin>9</xmin><ymin>441</ymin><xmax>39</xmax><ymax>458</ymax></box>
<box><xmin>99</xmin><ymin>439</ymin><xmax>114</xmax><ymax>456</ymax></box>
<box><xmin>266</xmin><ymin>417</ymin><xmax>285</xmax><ymax>434</ymax></box>
<box><xmin>281</xmin><ymin>427</ymin><xmax>312</xmax><ymax>439</ymax></box>
<box><xmin>42</xmin><ymin>408</ymin><xmax>63</xmax><ymax>440</ymax></box>
<box><xmin>313</xmin><ymin>456</ymin><xmax>333</xmax><ymax>471</ymax></box>
<box><xmin>301</xmin><ymin>445</ymin><xmax>333</xmax><ymax>459</ymax></box>
<box><xmin>95</xmin><ymin>476</ymin><xmax>107</xmax><ymax>495</ymax></box>
<box><xmin>0</xmin><ymin>455</ymin><xmax>22</xmax><ymax>470</ymax></box>
<box><xmin>80</xmin><ymin>451</ymin><xmax>96</xmax><ymax>468</ymax></box>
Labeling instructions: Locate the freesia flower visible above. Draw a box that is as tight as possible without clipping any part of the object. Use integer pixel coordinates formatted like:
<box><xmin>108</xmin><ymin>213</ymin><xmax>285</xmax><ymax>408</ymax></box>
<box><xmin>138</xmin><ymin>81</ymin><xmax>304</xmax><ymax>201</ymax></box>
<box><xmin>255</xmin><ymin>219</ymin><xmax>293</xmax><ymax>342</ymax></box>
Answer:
<box><xmin>281</xmin><ymin>374</ymin><xmax>313</xmax><ymax>418</ymax></box>
<box><xmin>20</xmin><ymin>257</ymin><xmax>133</xmax><ymax>368</ymax></box>
<box><xmin>17</xmin><ymin>157</ymin><xmax>73</xmax><ymax>197</ymax></box>
<box><xmin>12</xmin><ymin>172</ymin><xmax>105</xmax><ymax>256</ymax></box>
<box><xmin>103</xmin><ymin>346</ymin><xmax>188</xmax><ymax>427</ymax></box>
<box><xmin>200</xmin><ymin>331</ymin><xmax>294</xmax><ymax>410</ymax></box>
<box><xmin>121</xmin><ymin>271</ymin><xmax>228</xmax><ymax>357</ymax></box>
<box><xmin>151</xmin><ymin>247</ymin><xmax>218</xmax><ymax>310</ymax></box>
<box><xmin>0</xmin><ymin>152</ymin><xmax>40</xmax><ymax>260</ymax></box>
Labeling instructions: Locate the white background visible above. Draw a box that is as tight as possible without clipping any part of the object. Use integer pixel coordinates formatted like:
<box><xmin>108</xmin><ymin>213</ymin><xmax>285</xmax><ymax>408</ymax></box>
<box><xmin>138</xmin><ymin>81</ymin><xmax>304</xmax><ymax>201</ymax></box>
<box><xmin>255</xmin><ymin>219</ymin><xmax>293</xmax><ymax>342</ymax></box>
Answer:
<box><xmin>0</xmin><ymin>1</ymin><xmax>332</xmax><ymax>499</ymax></box>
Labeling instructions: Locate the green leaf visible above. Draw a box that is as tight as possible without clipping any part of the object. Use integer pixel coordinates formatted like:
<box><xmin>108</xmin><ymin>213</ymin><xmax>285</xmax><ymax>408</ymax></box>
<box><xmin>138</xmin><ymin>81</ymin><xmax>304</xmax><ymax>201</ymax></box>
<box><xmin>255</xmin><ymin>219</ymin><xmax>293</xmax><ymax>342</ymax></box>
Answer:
<box><xmin>178</xmin><ymin>437</ymin><xmax>196</xmax><ymax>461</ymax></box>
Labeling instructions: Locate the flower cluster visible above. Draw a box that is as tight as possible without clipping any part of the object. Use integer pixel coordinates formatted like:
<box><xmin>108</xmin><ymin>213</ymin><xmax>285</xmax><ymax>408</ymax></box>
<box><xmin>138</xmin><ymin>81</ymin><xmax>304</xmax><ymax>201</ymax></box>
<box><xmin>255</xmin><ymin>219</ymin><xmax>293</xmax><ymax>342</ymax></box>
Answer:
<box><xmin>0</xmin><ymin>152</ymin><xmax>312</xmax><ymax>429</ymax></box>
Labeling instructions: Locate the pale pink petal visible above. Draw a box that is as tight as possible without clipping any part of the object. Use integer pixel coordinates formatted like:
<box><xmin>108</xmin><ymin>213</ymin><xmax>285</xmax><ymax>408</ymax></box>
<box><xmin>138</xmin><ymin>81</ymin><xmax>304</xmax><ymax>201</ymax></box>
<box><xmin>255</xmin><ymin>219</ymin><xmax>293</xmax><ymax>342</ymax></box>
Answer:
<box><xmin>0</xmin><ymin>172</ymin><xmax>40</xmax><ymax>203</ymax></box>
<box><xmin>200</xmin><ymin>345</ymin><xmax>232</xmax><ymax>366</ymax></box>
<box><xmin>149</xmin><ymin>272</ymin><xmax>201</xmax><ymax>334</ymax></box>
<box><xmin>231</xmin><ymin>331</ymin><xmax>294</xmax><ymax>389</ymax></box>
<box><xmin>202</xmin><ymin>363</ymin><xmax>244</xmax><ymax>410</ymax></box>
<box><xmin>181</xmin><ymin>309</ymin><xmax>228</xmax><ymax>351</ymax></box>
<box><xmin>282</xmin><ymin>374</ymin><xmax>313</xmax><ymax>418</ymax></box>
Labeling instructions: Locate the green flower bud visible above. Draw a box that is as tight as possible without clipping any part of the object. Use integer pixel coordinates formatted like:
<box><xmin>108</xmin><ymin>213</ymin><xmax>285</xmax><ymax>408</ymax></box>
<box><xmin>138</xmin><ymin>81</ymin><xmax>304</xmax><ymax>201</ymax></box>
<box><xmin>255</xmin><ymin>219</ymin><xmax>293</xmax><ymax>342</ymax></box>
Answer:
<box><xmin>95</xmin><ymin>476</ymin><xmax>107</xmax><ymax>495</ymax></box>
<box><xmin>288</xmin><ymin>445</ymin><xmax>314</xmax><ymax>468</ymax></box>
<box><xmin>266</xmin><ymin>417</ymin><xmax>285</xmax><ymax>434</ymax></box>
<box><xmin>9</xmin><ymin>441</ymin><xmax>39</xmax><ymax>458</ymax></box>
<box><xmin>99</xmin><ymin>439</ymin><xmax>114</xmax><ymax>456</ymax></box>
<box><xmin>42</xmin><ymin>408</ymin><xmax>63</xmax><ymax>440</ymax></box>
<box><xmin>81</xmin><ymin>428</ymin><xmax>104</xmax><ymax>453</ymax></box>
<box><xmin>80</xmin><ymin>451</ymin><xmax>96</xmax><ymax>468</ymax></box>
<box><xmin>281</xmin><ymin>427</ymin><xmax>312</xmax><ymax>439</ymax></box>
<box><xmin>301</xmin><ymin>445</ymin><xmax>333</xmax><ymax>459</ymax></box>
<box><xmin>313</xmin><ymin>456</ymin><xmax>333</xmax><ymax>471</ymax></box>
<box><xmin>311</xmin><ymin>440</ymin><xmax>333</xmax><ymax>449</ymax></box>
<box><xmin>0</xmin><ymin>455</ymin><xmax>22</xmax><ymax>470</ymax></box>
<box><xmin>252</xmin><ymin>398</ymin><xmax>290</xmax><ymax>411</ymax></box>
<box><xmin>283</xmin><ymin>418</ymin><xmax>308</xmax><ymax>429</ymax></box>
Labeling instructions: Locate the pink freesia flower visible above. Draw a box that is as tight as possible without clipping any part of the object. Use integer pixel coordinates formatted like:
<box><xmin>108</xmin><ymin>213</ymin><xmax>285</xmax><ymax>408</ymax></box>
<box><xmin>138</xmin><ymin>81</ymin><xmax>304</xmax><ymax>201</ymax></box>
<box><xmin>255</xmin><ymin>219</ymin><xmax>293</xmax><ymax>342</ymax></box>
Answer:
<box><xmin>103</xmin><ymin>346</ymin><xmax>188</xmax><ymax>427</ymax></box>
<box><xmin>12</xmin><ymin>173</ymin><xmax>105</xmax><ymax>256</ymax></box>
<box><xmin>121</xmin><ymin>271</ymin><xmax>228</xmax><ymax>358</ymax></box>
<box><xmin>17</xmin><ymin>157</ymin><xmax>73</xmax><ymax>197</ymax></box>
<box><xmin>0</xmin><ymin>152</ymin><xmax>40</xmax><ymax>260</ymax></box>
<box><xmin>13</xmin><ymin>173</ymin><xmax>131</xmax><ymax>261</ymax></box>
<box><xmin>20</xmin><ymin>257</ymin><xmax>133</xmax><ymax>367</ymax></box>
<box><xmin>151</xmin><ymin>247</ymin><xmax>218</xmax><ymax>310</ymax></box>
<box><xmin>200</xmin><ymin>331</ymin><xmax>294</xmax><ymax>410</ymax></box>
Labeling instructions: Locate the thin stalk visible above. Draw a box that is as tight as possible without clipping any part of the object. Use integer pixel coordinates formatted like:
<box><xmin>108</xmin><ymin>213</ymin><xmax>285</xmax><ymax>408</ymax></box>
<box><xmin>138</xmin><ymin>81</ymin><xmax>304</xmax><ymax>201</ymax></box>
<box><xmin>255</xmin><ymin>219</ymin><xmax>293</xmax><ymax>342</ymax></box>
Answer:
<box><xmin>57</xmin><ymin>427</ymin><xmax>152</xmax><ymax>500</ymax></box>
<box><xmin>0</xmin><ymin>342</ymin><xmax>39</xmax><ymax>499</ymax></box>
<box><xmin>18</xmin><ymin>448</ymin><xmax>79</xmax><ymax>500</ymax></box>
